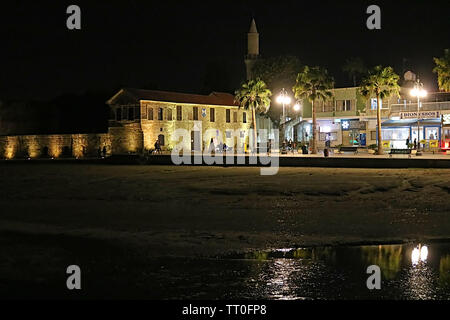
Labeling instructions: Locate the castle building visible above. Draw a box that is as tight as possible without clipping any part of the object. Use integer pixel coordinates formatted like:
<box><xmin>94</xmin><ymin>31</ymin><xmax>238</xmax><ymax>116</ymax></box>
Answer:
<box><xmin>106</xmin><ymin>88</ymin><xmax>252</xmax><ymax>154</ymax></box>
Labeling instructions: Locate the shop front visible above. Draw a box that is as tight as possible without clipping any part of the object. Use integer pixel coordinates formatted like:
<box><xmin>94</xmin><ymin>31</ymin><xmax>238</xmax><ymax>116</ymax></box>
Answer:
<box><xmin>340</xmin><ymin>119</ymin><xmax>367</xmax><ymax>147</ymax></box>
<box><xmin>442</xmin><ymin>113</ymin><xmax>450</xmax><ymax>150</ymax></box>
<box><xmin>381</xmin><ymin>119</ymin><xmax>442</xmax><ymax>150</ymax></box>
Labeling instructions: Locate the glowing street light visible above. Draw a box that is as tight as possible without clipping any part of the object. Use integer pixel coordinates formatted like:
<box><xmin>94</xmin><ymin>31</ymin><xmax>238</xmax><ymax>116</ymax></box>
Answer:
<box><xmin>277</xmin><ymin>88</ymin><xmax>292</xmax><ymax>125</ymax></box>
<box><xmin>293</xmin><ymin>102</ymin><xmax>301</xmax><ymax>112</ymax></box>
<box><xmin>410</xmin><ymin>79</ymin><xmax>427</xmax><ymax>153</ymax></box>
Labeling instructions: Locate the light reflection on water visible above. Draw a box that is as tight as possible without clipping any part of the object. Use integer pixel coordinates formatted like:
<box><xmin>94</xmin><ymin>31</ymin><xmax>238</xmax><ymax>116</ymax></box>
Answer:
<box><xmin>161</xmin><ymin>242</ymin><xmax>450</xmax><ymax>300</ymax></box>
<box><xmin>229</xmin><ymin>243</ymin><xmax>450</xmax><ymax>300</ymax></box>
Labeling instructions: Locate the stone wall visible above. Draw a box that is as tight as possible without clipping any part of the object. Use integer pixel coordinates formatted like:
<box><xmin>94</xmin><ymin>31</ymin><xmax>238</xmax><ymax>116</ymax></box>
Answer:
<box><xmin>0</xmin><ymin>133</ymin><xmax>111</xmax><ymax>159</ymax></box>
<box><xmin>139</xmin><ymin>101</ymin><xmax>252</xmax><ymax>152</ymax></box>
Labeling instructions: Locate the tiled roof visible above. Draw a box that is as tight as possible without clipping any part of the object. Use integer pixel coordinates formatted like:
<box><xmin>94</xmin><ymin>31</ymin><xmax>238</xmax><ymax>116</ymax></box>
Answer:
<box><xmin>108</xmin><ymin>88</ymin><xmax>238</xmax><ymax>106</ymax></box>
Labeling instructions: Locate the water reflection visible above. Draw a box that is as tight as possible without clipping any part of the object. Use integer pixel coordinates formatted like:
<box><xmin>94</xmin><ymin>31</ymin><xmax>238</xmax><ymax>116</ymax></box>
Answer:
<box><xmin>225</xmin><ymin>242</ymin><xmax>450</xmax><ymax>300</ymax></box>
<box><xmin>411</xmin><ymin>244</ymin><xmax>428</xmax><ymax>266</ymax></box>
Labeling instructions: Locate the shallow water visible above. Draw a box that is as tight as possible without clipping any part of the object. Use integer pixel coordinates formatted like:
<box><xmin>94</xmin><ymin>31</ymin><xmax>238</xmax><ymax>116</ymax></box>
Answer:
<box><xmin>153</xmin><ymin>242</ymin><xmax>450</xmax><ymax>300</ymax></box>
<box><xmin>1</xmin><ymin>232</ymin><xmax>450</xmax><ymax>299</ymax></box>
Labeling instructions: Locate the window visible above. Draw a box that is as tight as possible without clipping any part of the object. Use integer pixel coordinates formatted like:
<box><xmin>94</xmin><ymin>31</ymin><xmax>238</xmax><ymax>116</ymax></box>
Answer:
<box><xmin>193</xmin><ymin>106</ymin><xmax>199</xmax><ymax>121</ymax></box>
<box><xmin>381</xmin><ymin>128</ymin><xmax>409</xmax><ymax>141</ymax></box>
<box><xmin>158</xmin><ymin>108</ymin><xmax>163</xmax><ymax>120</ymax></box>
<box><xmin>122</xmin><ymin>107</ymin><xmax>128</xmax><ymax>120</ymax></box>
<box><xmin>370</xmin><ymin>98</ymin><xmax>383</xmax><ymax>110</ymax></box>
<box><xmin>158</xmin><ymin>134</ymin><xmax>165</xmax><ymax>146</ymax></box>
<box><xmin>226</xmin><ymin>131</ymin><xmax>232</xmax><ymax>138</ymax></box>
<box><xmin>371</xmin><ymin>131</ymin><xmax>377</xmax><ymax>140</ymax></box>
<box><xmin>226</xmin><ymin>109</ymin><xmax>231</xmax><ymax>123</ymax></box>
<box><xmin>210</xmin><ymin>108</ymin><xmax>215</xmax><ymax>122</ymax></box>
<box><xmin>128</xmin><ymin>107</ymin><xmax>134</xmax><ymax>120</ymax></box>
<box><xmin>116</xmin><ymin>108</ymin><xmax>122</xmax><ymax>121</ymax></box>
<box><xmin>167</xmin><ymin>108</ymin><xmax>173</xmax><ymax>121</ymax></box>
<box><xmin>344</xmin><ymin>100</ymin><xmax>352</xmax><ymax>111</ymax></box>
<box><xmin>147</xmin><ymin>107</ymin><xmax>153</xmax><ymax>120</ymax></box>
<box><xmin>233</xmin><ymin>112</ymin><xmax>238</xmax><ymax>123</ymax></box>
<box><xmin>243</xmin><ymin>112</ymin><xmax>247</xmax><ymax>123</ymax></box>
<box><xmin>319</xmin><ymin>132</ymin><xmax>338</xmax><ymax>141</ymax></box>
<box><xmin>177</xmin><ymin>105</ymin><xmax>182</xmax><ymax>121</ymax></box>
<box><xmin>336</xmin><ymin>100</ymin><xmax>353</xmax><ymax>112</ymax></box>
<box><xmin>134</xmin><ymin>106</ymin><xmax>140</xmax><ymax>119</ymax></box>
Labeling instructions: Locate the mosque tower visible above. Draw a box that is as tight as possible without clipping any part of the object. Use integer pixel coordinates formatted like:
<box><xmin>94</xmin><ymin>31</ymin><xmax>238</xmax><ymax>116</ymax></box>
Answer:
<box><xmin>244</xmin><ymin>18</ymin><xmax>259</xmax><ymax>80</ymax></box>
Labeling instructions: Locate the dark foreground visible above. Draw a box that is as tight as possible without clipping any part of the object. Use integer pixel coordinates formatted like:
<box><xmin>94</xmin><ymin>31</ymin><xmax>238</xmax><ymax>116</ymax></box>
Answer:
<box><xmin>0</xmin><ymin>164</ymin><xmax>449</xmax><ymax>299</ymax></box>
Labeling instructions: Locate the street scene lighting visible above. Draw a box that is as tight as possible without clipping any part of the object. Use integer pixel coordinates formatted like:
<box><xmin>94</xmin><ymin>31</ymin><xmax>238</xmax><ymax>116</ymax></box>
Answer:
<box><xmin>410</xmin><ymin>79</ymin><xmax>427</xmax><ymax>154</ymax></box>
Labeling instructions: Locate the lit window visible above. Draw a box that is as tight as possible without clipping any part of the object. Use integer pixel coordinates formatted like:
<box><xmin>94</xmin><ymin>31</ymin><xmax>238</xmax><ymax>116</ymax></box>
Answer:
<box><xmin>147</xmin><ymin>107</ymin><xmax>153</xmax><ymax>120</ymax></box>
<box><xmin>177</xmin><ymin>106</ymin><xmax>182</xmax><ymax>121</ymax></box>
<box><xmin>193</xmin><ymin>107</ymin><xmax>199</xmax><ymax>121</ymax></box>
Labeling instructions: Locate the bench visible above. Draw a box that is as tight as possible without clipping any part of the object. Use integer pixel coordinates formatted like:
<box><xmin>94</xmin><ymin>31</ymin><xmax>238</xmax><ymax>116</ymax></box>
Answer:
<box><xmin>389</xmin><ymin>149</ymin><xmax>412</xmax><ymax>158</ymax></box>
<box><xmin>338</xmin><ymin>146</ymin><xmax>358</xmax><ymax>154</ymax></box>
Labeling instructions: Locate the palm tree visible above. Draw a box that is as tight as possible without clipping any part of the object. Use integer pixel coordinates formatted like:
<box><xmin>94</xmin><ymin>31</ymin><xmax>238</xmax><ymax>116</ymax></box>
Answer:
<box><xmin>433</xmin><ymin>49</ymin><xmax>450</xmax><ymax>92</ymax></box>
<box><xmin>343</xmin><ymin>57</ymin><xmax>367</xmax><ymax>87</ymax></box>
<box><xmin>293</xmin><ymin>66</ymin><xmax>334</xmax><ymax>154</ymax></box>
<box><xmin>234</xmin><ymin>78</ymin><xmax>272</xmax><ymax>152</ymax></box>
<box><xmin>360</xmin><ymin>66</ymin><xmax>400</xmax><ymax>155</ymax></box>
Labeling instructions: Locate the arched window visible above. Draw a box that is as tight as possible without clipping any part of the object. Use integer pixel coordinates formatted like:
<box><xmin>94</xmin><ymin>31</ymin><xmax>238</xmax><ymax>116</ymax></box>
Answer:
<box><xmin>158</xmin><ymin>108</ymin><xmax>163</xmax><ymax>120</ymax></box>
<box><xmin>158</xmin><ymin>134</ymin><xmax>165</xmax><ymax>146</ymax></box>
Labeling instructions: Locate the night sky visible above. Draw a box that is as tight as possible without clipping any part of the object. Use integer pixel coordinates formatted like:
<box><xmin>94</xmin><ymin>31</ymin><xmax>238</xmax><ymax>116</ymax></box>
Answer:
<box><xmin>1</xmin><ymin>0</ymin><xmax>449</xmax><ymax>100</ymax></box>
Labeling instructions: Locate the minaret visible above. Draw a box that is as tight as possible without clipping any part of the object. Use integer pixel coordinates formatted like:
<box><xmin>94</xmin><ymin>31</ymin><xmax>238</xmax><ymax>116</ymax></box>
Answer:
<box><xmin>244</xmin><ymin>18</ymin><xmax>259</xmax><ymax>80</ymax></box>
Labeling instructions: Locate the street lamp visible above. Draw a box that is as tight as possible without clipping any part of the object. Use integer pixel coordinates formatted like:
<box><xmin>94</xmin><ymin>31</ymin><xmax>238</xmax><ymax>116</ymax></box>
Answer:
<box><xmin>276</xmin><ymin>88</ymin><xmax>292</xmax><ymax>124</ymax></box>
<box><xmin>410</xmin><ymin>79</ymin><xmax>427</xmax><ymax>154</ymax></box>
<box><xmin>277</xmin><ymin>88</ymin><xmax>292</xmax><ymax>144</ymax></box>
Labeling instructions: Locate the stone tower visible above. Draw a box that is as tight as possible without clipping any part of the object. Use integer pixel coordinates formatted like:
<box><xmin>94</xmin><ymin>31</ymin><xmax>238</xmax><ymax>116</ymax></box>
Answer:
<box><xmin>244</xmin><ymin>18</ymin><xmax>259</xmax><ymax>80</ymax></box>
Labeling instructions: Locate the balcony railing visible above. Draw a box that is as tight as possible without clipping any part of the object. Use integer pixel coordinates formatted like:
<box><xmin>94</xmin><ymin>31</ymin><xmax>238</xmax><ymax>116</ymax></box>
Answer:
<box><xmin>390</xmin><ymin>101</ymin><xmax>450</xmax><ymax>113</ymax></box>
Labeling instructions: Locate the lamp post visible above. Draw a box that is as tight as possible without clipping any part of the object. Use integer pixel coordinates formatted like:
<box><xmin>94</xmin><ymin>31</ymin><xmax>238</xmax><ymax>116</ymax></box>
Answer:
<box><xmin>410</xmin><ymin>79</ymin><xmax>427</xmax><ymax>154</ymax></box>
<box><xmin>277</xmin><ymin>88</ymin><xmax>292</xmax><ymax>144</ymax></box>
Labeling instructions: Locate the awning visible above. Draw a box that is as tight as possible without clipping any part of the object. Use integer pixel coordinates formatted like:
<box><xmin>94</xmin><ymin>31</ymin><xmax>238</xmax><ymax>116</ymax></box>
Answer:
<box><xmin>382</xmin><ymin>119</ymin><xmax>441</xmax><ymax>127</ymax></box>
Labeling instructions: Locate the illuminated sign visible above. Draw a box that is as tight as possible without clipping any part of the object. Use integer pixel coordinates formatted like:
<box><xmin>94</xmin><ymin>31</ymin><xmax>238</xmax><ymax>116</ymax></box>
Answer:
<box><xmin>401</xmin><ymin>111</ymin><xmax>440</xmax><ymax>119</ymax></box>
<box><xmin>342</xmin><ymin>121</ymin><xmax>349</xmax><ymax>130</ymax></box>
<box><xmin>443</xmin><ymin>114</ymin><xmax>450</xmax><ymax>125</ymax></box>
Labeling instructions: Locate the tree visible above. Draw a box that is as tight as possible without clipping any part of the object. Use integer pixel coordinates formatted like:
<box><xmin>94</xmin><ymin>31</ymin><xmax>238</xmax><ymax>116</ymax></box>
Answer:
<box><xmin>293</xmin><ymin>66</ymin><xmax>334</xmax><ymax>154</ymax></box>
<box><xmin>343</xmin><ymin>57</ymin><xmax>367</xmax><ymax>87</ymax></box>
<box><xmin>251</xmin><ymin>55</ymin><xmax>302</xmax><ymax>127</ymax></box>
<box><xmin>433</xmin><ymin>49</ymin><xmax>450</xmax><ymax>92</ymax></box>
<box><xmin>360</xmin><ymin>66</ymin><xmax>400</xmax><ymax>155</ymax></box>
<box><xmin>234</xmin><ymin>79</ymin><xmax>272</xmax><ymax>152</ymax></box>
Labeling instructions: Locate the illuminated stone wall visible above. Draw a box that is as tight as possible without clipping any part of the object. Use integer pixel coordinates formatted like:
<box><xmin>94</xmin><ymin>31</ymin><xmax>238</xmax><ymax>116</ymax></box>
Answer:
<box><xmin>139</xmin><ymin>101</ymin><xmax>252</xmax><ymax>152</ymax></box>
<box><xmin>0</xmin><ymin>133</ymin><xmax>111</xmax><ymax>159</ymax></box>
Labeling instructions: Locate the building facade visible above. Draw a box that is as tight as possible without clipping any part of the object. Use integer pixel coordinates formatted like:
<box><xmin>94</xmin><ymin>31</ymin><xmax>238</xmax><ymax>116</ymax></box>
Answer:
<box><xmin>107</xmin><ymin>88</ymin><xmax>252</xmax><ymax>154</ymax></box>
<box><xmin>285</xmin><ymin>88</ymin><xmax>450</xmax><ymax>151</ymax></box>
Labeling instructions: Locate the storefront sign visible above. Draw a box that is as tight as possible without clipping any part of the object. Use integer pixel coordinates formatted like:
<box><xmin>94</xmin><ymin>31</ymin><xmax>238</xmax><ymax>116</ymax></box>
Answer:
<box><xmin>430</xmin><ymin>140</ymin><xmax>439</xmax><ymax>148</ymax></box>
<box><xmin>443</xmin><ymin>114</ymin><xmax>450</xmax><ymax>125</ymax></box>
<box><xmin>341</xmin><ymin>120</ymin><xmax>366</xmax><ymax>130</ymax></box>
<box><xmin>400</xmin><ymin>111</ymin><xmax>440</xmax><ymax>119</ymax></box>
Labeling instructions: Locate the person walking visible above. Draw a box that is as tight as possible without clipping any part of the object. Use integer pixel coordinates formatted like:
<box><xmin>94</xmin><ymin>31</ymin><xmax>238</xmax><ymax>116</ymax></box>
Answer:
<box><xmin>414</xmin><ymin>138</ymin><xmax>417</xmax><ymax>150</ymax></box>
<box><xmin>406</xmin><ymin>137</ymin><xmax>410</xmax><ymax>149</ymax></box>
<box><xmin>154</xmin><ymin>140</ymin><xmax>161</xmax><ymax>154</ymax></box>
<box><xmin>208</xmin><ymin>138</ymin><xmax>215</xmax><ymax>154</ymax></box>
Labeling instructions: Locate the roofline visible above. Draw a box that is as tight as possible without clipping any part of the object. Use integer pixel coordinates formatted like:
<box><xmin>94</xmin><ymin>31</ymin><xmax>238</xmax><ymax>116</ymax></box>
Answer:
<box><xmin>140</xmin><ymin>99</ymin><xmax>239</xmax><ymax>108</ymax></box>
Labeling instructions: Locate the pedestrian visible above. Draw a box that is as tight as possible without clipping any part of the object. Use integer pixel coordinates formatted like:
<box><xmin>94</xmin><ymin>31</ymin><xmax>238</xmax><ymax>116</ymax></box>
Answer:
<box><xmin>406</xmin><ymin>137</ymin><xmax>410</xmax><ymax>149</ymax></box>
<box><xmin>102</xmin><ymin>146</ymin><xmax>107</xmax><ymax>158</ymax></box>
<box><xmin>414</xmin><ymin>138</ymin><xmax>417</xmax><ymax>150</ymax></box>
<box><xmin>154</xmin><ymin>140</ymin><xmax>160</xmax><ymax>154</ymax></box>
<box><xmin>208</xmin><ymin>138</ymin><xmax>215</xmax><ymax>154</ymax></box>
